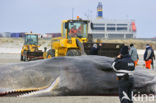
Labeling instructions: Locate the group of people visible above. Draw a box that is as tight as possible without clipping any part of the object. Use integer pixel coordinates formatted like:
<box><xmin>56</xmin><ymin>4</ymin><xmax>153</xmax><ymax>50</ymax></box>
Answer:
<box><xmin>90</xmin><ymin>43</ymin><xmax>155</xmax><ymax>103</ymax></box>
<box><xmin>90</xmin><ymin>43</ymin><xmax>139</xmax><ymax>67</ymax></box>
<box><xmin>124</xmin><ymin>43</ymin><xmax>155</xmax><ymax>69</ymax></box>
<box><xmin>90</xmin><ymin>43</ymin><xmax>155</xmax><ymax>69</ymax></box>
<box><xmin>112</xmin><ymin>44</ymin><xmax>155</xmax><ymax>103</ymax></box>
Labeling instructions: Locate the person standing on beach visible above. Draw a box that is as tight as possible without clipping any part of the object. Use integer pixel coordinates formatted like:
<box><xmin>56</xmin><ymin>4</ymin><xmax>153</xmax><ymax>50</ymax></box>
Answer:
<box><xmin>112</xmin><ymin>46</ymin><xmax>135</xmax><ymax>103</ymax></box>
<box><xmin>90</xmin><ymin>43</ymin><xmax>102</xmax><ymax>55</ymax></box>
<box><xmin>144</xmin><ymin>44</ymin><xmax>154</xmax><ymax>69</ymax></box>
<box><xmin>129</xmin><ymin>44</ymin><xmax>139</xmax><ymax>67</ymax></box>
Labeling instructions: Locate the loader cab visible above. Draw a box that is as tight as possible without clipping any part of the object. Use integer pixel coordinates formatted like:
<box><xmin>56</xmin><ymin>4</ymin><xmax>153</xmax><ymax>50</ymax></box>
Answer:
<box><xmin>24</xmin><ymin>34</ymin><xmax>38</xmax><ymax>45</ymax></box>
<box><xmin>63</xmin><ymin>20</ymin><xmax>89</xmax><ymax>41</ymax></box>
<box><xmin>21</xmin><ymin>33</ymin><xmax>43</xmax><ymax>61</ymax></box>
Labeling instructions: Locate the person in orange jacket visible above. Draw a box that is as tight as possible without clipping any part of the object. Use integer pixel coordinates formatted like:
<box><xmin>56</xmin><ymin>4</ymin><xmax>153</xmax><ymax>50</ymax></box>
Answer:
<box><xmin>144</xmin><ymin>44</ymin><xmax>154</xmax><ymax>69</ymax></box>
<box><xmin>69</xmin><ymin>25</ymin><xmax>77</xmax><ymax>37</ymax></box>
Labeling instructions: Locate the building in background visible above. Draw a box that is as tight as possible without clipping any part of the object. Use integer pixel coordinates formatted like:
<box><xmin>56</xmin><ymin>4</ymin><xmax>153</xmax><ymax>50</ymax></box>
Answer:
<box><xmin>10</xmin><ymin>32</ymin><xmax>25</xmax><ymax>38</ymax></box>
<box><xmin>88</xmin><ymin>2</ymin><xmax>136</xmax><ymax>39</ymax></box>
<box><xmin>43</xmin><ymin>33</ymin><xmax>61</xmax><ymax>39</ymax></box>
<box><xmin>0</xmin><ymin>32</ymin><xmax>11</xmax><ymax>37</ymax></box>
<box><xmin>0</xmin><ymin>32</ymin><xmax>36</xmax><ymax>38</ymax></box>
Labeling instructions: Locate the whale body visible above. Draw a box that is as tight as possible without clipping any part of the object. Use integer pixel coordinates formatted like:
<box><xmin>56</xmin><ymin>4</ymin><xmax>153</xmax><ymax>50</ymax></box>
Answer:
<box><xmin>0</xmin><ymin>55</ymin><xmax>155</xmax><ymax>97</ymax></box>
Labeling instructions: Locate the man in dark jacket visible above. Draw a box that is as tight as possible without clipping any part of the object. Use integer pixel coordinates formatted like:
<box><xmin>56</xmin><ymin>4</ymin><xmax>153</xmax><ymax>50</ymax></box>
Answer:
<box><xmin>112</xmin><ymin>46</ymin><xmax>135</xmax><ymax>103</ymax></box>
<box><xmin>90</xmin><ymin>43</ymin><xmax>101</xmax><ymax>55</ymax></box>
<box><xmin>144</xmin><ymin>44</ymin><xmax>154</xmax><ymax>69</ymax></box>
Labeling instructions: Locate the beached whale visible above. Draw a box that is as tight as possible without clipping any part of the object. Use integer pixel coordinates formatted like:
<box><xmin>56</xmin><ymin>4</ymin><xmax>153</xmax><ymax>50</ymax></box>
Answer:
<box><xmin>0</xmin><ymin>55</ymin><xmax>155</xmax><ymax>97</ymax></box>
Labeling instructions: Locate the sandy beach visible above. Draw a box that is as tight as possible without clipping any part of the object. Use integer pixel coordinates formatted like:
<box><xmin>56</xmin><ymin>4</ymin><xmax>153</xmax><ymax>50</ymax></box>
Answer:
<box><xmin>0</xmin><ymin>38</ymin><xmax>156</xmax><ymax>103</ymax></box>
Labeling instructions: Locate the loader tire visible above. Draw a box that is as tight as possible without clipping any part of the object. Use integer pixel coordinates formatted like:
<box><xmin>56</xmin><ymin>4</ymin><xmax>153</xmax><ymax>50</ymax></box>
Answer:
<box><xmin>47</xmin><ymin>49</ymin><xmax>55</xmax><ymax>59</ymax></box>
<box><xmin>20</xmin><ymin>55</ymin><xmax>23</xmax><ymax>61</ymax></box>
<box><xmin>66</xmin><ymin>49</ymin><xmax>81</xmax><ymax>56</ymax></box>
<box><xmin>23</xmin><ymin>51</ymin><xmax>28</xmax><ymax>61</ymax></box>
<box><xmin>23</xmin><ymin>55</ymin><xmax>27</xmax><ymax>61</ymax></box>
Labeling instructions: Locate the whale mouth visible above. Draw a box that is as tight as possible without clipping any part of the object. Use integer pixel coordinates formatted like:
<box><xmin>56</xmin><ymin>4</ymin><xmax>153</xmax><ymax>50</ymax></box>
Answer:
<box><xmin>0</xmin><ymin>76</ymin><xmax>60</xmax><ymax>97</ymax></box>
<box><xmin>0</xmin><ymin>86</ymin><xmax>48</xmax><ymax>97</ymax></box>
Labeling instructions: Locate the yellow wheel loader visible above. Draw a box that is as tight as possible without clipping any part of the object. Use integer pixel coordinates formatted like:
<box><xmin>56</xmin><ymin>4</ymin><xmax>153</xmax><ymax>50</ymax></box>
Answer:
<box><xmin>46</xmin><ymin>17</ymin><xmax>124</xmax><ymax>58</ymax></box>
<box><xmin>46</xmin><ymin>18</ymin><xmax>89</xmax><ymax>58</ymax></box>
<box><xmin>21</xmin><ymin>33</ymin><xmax>43</xmax><ymax>61</ymax></box>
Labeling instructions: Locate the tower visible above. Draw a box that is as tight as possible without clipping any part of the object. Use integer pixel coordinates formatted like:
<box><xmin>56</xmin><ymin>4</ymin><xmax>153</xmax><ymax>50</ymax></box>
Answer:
<box><xmin>97</xmin><ymin>2</ymin><xmax>103</xmax><ymax>19</ymax></box>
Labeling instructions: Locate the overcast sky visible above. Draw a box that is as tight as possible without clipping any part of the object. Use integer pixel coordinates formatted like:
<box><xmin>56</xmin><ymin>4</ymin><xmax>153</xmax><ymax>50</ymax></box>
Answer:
<box><xmin>0</xmin><ymin>0</ymin><xmax>156</xmax><ymax>38</ymax></box>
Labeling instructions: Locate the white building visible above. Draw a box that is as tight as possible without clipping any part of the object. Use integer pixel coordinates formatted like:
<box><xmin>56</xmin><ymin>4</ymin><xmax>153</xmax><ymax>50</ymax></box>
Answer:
<box><xmin>88</xmin><ymin>2</ymin><xmax>136</xmax><ymax>39</ymax></box>
<box><xmin>88</xmin><ymin>19</ymin><xmax>136</xmax><ymax>39</ymax></box>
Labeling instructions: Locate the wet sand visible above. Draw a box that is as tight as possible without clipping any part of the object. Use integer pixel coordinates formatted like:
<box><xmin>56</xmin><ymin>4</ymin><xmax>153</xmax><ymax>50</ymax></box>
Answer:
<box><xmin>0</xmin><ymin>53</ymin><xmax>21</xmax><ymax>64</ymax></box>
<box><xmin>0</xmin><ymin>96</ymin><xmax>156</xmax><ymax>103</ymax></box>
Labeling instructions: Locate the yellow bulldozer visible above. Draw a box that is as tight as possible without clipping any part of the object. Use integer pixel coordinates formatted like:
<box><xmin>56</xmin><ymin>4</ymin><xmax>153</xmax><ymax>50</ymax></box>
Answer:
<box><xmin>45</xmin><ymin>17</ymin><xmax>124</xmax><ymax>58</ymax></box>
<box><xmin>21</xmin><ymin>33</ymin><xmax>43</xmax><ymax>61</ymax></box>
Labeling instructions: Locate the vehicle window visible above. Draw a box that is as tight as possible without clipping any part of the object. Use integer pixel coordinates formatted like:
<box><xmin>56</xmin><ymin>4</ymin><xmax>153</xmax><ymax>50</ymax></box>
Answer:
<box><xmin>63</xmin><ymin>23</ymin><xmax>66</xmax><ymax>38</ymax></box>
<box><xmin>68</xmin><ymin>22</ymin><xmax>87</xmax><ymax>38</ymax></box>
<box><xmin>25</xmin><ymin>35</ymin><xmax>38</xmax><ymax>45</ymax></box>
